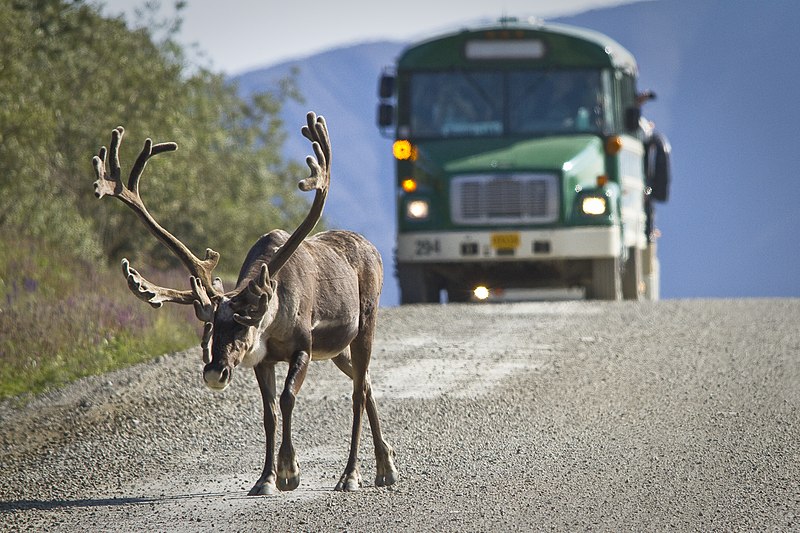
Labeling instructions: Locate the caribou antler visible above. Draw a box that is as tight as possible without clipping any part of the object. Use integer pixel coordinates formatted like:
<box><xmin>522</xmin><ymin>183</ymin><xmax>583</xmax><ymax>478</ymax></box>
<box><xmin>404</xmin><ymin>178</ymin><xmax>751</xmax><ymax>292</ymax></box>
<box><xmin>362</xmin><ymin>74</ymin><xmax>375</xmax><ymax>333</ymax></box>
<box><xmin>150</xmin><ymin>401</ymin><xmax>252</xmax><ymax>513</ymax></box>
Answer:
<box><xmin>229</xmin><ymin>264</ymin><xmax>274</xmax><ymax>327</ymax></box>
<box><xmin>222</xmin><ymin>112</ymin><xmax>329</xmax><ymax>325</ymax></box>
<box><xmin>92</xmin><ymin>127</ymin><xmax>224</xmax><ymax>307</ymax></box>
<box><xmin>265</xmin><ymin>112</ymin><xmax>331</xmax><ymax>276</ymax></box>
<box><xmin>93</xmin><ymin>113</ymin><xmax>328</xmax><ymax>320</ymax></box>
<box><xmin>121</xmin><ymin>258</ymin><xmax>194</xmax><ymax>308</ymax></box>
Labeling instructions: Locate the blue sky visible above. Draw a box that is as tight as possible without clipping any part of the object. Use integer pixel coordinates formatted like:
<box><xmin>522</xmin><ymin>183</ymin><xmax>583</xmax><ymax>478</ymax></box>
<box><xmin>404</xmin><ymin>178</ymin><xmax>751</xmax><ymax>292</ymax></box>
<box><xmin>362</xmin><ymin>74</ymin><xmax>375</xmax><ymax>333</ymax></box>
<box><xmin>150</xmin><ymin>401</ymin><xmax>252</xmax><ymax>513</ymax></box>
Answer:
<box><xmin>103</xmin><ymin>0</ymin><xmax>645</xmax><ymax>74</ymax></box>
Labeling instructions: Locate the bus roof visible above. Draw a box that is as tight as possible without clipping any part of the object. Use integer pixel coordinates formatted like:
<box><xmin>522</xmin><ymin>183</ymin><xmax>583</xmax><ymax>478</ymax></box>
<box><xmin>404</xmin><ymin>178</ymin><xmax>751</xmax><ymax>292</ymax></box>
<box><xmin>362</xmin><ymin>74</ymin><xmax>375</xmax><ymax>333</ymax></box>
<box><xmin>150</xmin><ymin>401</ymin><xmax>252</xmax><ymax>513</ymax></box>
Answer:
<box><xmin>397</xmin><ymin>18</ymin><xmax>638</xmax><ymax>74</ymax></box>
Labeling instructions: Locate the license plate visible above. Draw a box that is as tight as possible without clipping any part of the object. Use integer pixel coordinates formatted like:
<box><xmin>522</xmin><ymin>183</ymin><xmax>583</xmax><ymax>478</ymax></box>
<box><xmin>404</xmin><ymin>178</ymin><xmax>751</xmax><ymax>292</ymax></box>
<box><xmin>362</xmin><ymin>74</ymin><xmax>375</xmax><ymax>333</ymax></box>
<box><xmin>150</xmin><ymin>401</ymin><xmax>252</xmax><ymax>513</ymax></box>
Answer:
<box><xmin>491</xmin><ymin>232</ymin><xmax>520</xmax><ymax>249</ymax></box>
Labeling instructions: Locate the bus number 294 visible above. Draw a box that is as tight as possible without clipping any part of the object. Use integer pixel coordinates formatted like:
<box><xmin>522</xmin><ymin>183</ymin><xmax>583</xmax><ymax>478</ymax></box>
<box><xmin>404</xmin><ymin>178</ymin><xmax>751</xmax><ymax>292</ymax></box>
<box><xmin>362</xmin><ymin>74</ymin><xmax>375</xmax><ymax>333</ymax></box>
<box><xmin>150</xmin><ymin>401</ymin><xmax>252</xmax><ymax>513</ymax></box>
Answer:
<box><xmin>415</xmin><ymin>239</ymin><xmax>441</xmax><ymax>256</ymax></box>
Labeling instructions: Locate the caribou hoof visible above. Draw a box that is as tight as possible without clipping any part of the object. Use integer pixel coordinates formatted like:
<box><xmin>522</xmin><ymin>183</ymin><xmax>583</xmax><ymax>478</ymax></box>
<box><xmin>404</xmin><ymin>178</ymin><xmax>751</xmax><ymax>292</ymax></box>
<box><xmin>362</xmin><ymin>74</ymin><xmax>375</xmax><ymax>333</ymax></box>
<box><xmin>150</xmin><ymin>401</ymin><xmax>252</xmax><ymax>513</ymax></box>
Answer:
<box><xmin>375</xmin><ymin>469</ymin><xmax>398</xmax><ymax>487</ymax></box>
<box><xmin>376</xmin><ymin>448</ymin><xmax>398</xmax><ymax>487</ymax></box>
<box><xmin>335</xmin><ymin>471</ymin><xmax>362</xmax><ymax>492</ymax></box>
<box><xmin>277</xmin><ymin>453</ymin><xmax>300</xmax><ymax>491</ymax></box>
<box><xmin>277</xmin><ymin>475</ymin><xmax>300</xmax><ymax>491</ymax></box>
<box><xmin>248</xmin><ymin>481</ymin><xmax>277</xmax><ymax>496</ymax></box>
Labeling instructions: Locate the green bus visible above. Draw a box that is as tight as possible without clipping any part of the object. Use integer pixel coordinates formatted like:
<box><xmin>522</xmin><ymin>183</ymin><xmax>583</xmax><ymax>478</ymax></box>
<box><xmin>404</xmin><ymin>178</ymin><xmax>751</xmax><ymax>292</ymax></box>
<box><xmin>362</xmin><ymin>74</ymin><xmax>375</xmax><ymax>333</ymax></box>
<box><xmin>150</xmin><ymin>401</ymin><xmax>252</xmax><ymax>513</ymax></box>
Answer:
<box><xmin>377</xmin><ymin>17</ymin><xmax>671</xmax><ymax>303</ymax></box>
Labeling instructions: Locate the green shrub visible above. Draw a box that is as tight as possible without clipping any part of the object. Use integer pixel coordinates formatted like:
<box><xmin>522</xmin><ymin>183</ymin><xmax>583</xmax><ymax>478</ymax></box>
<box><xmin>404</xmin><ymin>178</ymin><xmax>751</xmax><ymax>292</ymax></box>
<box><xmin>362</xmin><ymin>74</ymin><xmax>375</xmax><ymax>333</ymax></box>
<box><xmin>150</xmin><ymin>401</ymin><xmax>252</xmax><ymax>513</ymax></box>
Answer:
<box><xmin>0</xmin><ymin>1</ymin><xmax>310</xmax><ymax>398</ymax></box>
<box><xmin>0</xmin><ymin>234</ymin><xmax>198</xmax><ymax>398</ymax></box>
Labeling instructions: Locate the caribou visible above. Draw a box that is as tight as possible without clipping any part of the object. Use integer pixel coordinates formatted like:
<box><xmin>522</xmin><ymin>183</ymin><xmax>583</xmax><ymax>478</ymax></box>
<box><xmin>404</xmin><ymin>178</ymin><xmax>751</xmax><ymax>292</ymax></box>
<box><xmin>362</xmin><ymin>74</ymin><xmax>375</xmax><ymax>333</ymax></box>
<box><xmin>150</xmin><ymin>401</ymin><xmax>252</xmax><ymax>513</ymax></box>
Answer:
<box><xmin>92</xmin><ymin>112</ymin><xmax>397</xmax><ymax>494</ymax></box>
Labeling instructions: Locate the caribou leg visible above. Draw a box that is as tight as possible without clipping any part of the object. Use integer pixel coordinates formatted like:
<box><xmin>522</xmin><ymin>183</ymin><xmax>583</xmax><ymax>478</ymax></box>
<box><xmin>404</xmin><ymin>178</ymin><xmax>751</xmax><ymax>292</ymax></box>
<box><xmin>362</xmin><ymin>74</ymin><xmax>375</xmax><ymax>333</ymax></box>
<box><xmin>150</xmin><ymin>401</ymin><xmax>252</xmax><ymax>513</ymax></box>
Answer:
<box><xmin>364</xmin><ymin>372</ymin><xmax>398</xmax><ymax>488</ymax></box>
<box><xmin>276</xmin><ymin>350</ymin><xmax>310</xmax><ymax>491</ymax></box>
<box><xmin>332</xmin><ymin>346</ymin><xmax>397</xmax><ymax>491</ymax></box>
<box><xmin>249</xmin><ymin>361</ymin><xmax>278</xmax><ymax>496</ymax></box>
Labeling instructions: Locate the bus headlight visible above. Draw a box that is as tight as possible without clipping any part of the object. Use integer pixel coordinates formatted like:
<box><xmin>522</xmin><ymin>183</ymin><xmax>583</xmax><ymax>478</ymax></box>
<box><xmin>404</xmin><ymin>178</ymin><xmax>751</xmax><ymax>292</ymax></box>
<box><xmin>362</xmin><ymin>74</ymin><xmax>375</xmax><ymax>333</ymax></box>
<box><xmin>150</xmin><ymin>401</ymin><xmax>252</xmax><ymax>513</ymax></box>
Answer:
<box><xmin>581</xmin><ymin>196</ymin><xmax>607</xmax><ymax>215</ymax></box>
<box><xmin>473</xmin><ymin>286</ymin><xmax>490</xmax><ymax>300</ymax></box>
<box><xmin>406</xmin><ymin>200</ymin><xmax>430</xmax><ymax>220</ymax></box>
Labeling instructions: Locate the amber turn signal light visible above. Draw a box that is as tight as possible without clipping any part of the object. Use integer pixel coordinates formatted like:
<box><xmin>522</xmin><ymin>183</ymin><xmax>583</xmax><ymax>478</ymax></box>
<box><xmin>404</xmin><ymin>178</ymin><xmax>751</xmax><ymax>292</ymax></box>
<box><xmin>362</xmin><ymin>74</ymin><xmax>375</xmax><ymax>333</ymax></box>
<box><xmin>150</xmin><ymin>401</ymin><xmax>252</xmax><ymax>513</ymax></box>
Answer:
<box><xmin>393</xmin><ymin>139</ymin><xmax>413</xmax><ymax>160</ymax></box>
<box><xmin>605</xmin><ymin>136</ymin><xmax>623</xmax><ymax>155</ymax></box>
<box><xmin>401</xmin><ymin>178</ymin><xmax>417</xmax><ymax>193</ymax></box>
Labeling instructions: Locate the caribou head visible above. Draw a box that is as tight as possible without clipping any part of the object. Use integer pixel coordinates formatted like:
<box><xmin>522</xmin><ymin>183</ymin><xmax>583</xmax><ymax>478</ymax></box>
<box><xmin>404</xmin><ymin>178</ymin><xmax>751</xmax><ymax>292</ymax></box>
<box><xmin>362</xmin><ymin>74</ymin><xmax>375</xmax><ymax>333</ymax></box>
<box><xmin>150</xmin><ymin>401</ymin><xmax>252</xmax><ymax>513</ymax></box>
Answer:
<box><xmin>92</xmin><ymin>112</ymin><xmax>397</xmax><ymax>494</ymax></box>
<box><xmin>195</xmin><ymin>263</ymin><xmax>278</xmax><ymax>390</ymax></box>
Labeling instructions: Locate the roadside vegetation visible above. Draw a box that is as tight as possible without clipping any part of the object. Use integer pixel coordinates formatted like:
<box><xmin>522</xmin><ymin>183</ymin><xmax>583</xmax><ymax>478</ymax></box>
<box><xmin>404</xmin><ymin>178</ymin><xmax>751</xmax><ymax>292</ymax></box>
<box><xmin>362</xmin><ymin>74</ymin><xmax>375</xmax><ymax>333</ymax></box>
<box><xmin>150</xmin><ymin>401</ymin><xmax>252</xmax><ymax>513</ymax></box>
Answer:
<box><xmin>0</xmin><ymin>0</ymin><xmax>309</xmax><ymax>398</ymax></box>
<box><xmin>0</xmin><ymin>234</ymin><xmax>198</xmax><ymax>397</ymax></box>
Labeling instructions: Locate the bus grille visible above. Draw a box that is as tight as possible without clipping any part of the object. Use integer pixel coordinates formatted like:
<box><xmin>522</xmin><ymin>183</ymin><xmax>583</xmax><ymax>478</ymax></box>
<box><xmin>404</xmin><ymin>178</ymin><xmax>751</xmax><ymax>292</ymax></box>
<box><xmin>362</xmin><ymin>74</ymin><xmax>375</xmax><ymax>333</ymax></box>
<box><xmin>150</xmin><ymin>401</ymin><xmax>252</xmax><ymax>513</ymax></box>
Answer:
<box><xmin>451</xmin><ymin>173</ymin><xmax>559</xmax><ymax>225</ymax></box>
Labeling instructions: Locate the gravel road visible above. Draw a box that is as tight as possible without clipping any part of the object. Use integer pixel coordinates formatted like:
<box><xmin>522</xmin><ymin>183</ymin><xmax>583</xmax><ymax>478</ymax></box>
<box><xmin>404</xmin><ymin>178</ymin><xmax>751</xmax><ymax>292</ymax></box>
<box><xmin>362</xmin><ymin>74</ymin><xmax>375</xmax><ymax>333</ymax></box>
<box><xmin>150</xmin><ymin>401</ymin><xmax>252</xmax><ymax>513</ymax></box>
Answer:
<box><xmin>1</xmin><ymin>299</ymin><xmax>798</xmax><ymax>531</ymax></box>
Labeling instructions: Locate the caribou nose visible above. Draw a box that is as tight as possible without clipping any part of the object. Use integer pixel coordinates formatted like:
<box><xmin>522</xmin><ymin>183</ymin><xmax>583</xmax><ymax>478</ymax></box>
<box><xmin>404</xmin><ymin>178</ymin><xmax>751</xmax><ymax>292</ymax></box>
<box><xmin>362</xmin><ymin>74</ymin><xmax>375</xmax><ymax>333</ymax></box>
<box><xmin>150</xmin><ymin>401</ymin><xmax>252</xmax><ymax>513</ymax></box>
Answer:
<box><xmin>203</xmin><ymin>362</ymin><xmax>232</xmax><ymax>391</ymax></box>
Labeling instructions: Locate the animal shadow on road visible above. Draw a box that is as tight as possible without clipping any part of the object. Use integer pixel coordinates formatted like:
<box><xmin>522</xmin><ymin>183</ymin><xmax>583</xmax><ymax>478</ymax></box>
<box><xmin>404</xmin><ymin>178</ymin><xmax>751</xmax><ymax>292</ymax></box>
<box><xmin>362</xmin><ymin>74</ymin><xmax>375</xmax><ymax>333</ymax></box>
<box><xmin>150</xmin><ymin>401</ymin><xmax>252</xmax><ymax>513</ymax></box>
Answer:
<box><xmin>0</xmin><ymin>491</ymin><xmax>235</xmax><ymax>512</ymax></box>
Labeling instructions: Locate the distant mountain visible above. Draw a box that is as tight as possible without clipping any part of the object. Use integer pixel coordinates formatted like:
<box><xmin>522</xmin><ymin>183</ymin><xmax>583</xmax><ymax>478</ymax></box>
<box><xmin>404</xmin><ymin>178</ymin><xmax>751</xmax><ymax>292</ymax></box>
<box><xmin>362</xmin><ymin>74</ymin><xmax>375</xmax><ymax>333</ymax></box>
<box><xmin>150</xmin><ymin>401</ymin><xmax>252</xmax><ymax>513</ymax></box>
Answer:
<box><xmin>234</xmin><ymin>0</ymin><xmax>800</xmax><ymax>304</ymax></box>
<box><xmin>234</xmin><ymin>41</ymin><xmax>405</xmax><ymax>304</ymax></box>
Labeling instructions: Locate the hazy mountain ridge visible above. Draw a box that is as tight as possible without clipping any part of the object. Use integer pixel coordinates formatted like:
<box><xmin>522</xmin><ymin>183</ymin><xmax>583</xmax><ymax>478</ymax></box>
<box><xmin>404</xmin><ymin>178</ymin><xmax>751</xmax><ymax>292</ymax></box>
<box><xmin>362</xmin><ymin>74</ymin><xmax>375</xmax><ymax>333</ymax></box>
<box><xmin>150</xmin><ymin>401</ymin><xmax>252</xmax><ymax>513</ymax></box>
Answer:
<box><xmin>234</xmin><ymin>0</ymin><xmax>800</xmax><ymax>304</ymax></box>
<box><xmin>234</xmin><ymin>41</ymin><xmax>404</xmax><ymax>303</ymax></box>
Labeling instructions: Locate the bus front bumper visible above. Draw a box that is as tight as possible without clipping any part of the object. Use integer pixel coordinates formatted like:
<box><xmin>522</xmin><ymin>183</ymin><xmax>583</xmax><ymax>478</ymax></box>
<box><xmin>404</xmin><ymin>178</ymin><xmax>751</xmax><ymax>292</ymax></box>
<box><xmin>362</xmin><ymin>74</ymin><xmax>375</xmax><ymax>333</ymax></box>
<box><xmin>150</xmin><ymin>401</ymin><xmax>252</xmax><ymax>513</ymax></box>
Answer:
<box><xmin>396</xmin><ymin>226</ymin><xmax>621</xmax><ymax>263</ymax></box>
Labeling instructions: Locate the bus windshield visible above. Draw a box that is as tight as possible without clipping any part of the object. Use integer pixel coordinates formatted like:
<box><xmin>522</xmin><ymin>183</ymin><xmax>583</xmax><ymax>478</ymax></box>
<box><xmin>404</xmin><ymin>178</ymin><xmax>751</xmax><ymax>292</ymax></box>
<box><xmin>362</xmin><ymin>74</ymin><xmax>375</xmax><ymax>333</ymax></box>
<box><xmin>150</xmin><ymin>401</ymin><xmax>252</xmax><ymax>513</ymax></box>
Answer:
<box><xmin>409</xmin><ymin>69</ymin><xmax>605</xmax><ymax>138</ymax></box>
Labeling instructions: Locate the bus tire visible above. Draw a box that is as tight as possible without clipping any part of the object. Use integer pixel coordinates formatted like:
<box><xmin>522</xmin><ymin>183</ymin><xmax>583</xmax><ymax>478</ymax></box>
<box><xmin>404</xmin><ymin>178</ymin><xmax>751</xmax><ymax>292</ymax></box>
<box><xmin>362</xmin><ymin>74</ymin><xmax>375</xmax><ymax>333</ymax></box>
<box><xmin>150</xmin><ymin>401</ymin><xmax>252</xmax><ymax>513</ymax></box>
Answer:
<box><xmin>643</xmin><ymin>242</ymin><xmax>660</xmax><ymax>301</ymax></box>
<box><xmin>398</xmin><ymin>264</ymin><xmax>439</xmax><ymax>304</ymax></box>
<box><xmin>588</xmin><ymin>257</ymin><xmax>621</xmax><ymax>300</ymax></box>
<box><xmin>622</xmin><ymin>246</ymin><xmax>643</xmax><ymax>301</ymax></box>
<box><xmin>446</xmin><ymin>285</ymin><xmax>471</xmax><ymax>303</ymax></box>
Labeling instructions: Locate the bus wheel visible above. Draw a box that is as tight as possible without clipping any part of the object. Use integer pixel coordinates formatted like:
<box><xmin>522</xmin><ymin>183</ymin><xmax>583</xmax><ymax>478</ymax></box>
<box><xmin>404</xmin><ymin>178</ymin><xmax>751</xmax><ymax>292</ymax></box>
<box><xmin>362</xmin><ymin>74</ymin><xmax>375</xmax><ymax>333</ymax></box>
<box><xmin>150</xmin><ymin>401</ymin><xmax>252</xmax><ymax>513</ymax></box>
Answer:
<box><xmin>398</xmin><ymin>264</ymin><xmax>440</xmax><ymax>304</ymax></box>
<box><xmin>642</xmin><ymin>242</ymin><xmax>660</xmax><ymax>301</ymax></box>
<box><xmin>588</xmin><ymin>257</ymin><xmax>621</xmax><ymax>300</ymax></box>
<box><xmin>622</xmin><ymin>246</ymin><xmax>643</xmax><ymax>301</ymax></box>
<box><xmin>446</xmin><ymin>285</ymin><xmax>471</xmax><ymax>303</ymax></box>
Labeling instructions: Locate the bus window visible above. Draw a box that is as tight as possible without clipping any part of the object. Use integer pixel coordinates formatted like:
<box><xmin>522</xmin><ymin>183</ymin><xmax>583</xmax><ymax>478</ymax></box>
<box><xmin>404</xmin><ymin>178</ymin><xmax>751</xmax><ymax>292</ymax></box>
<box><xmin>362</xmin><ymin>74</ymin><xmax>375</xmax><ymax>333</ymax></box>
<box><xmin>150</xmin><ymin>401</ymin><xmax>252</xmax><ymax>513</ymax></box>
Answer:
<box><xmin>509</xmin><ymin>70</ymin><xmax>604</xmax><ymax>134</ymax></box>
<box><xmin>410</xmin><ymin>72</ymin><xmax>503</xmax><ymax>138</ymax></box>
<box><xmin>601</xmin><ymin>70</ymin><xmax>616</xmax><ymax>132</ymax></box>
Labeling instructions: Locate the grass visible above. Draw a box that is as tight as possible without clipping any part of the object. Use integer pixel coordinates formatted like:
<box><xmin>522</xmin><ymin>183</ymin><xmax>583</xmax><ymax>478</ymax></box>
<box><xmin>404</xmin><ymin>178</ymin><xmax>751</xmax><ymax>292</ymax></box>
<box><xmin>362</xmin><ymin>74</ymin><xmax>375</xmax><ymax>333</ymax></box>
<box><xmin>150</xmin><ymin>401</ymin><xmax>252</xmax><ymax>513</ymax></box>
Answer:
<box><xmin>0</xmin><ymin>235</ymin><xmax>199</xmax><ymax>399</ymax></box>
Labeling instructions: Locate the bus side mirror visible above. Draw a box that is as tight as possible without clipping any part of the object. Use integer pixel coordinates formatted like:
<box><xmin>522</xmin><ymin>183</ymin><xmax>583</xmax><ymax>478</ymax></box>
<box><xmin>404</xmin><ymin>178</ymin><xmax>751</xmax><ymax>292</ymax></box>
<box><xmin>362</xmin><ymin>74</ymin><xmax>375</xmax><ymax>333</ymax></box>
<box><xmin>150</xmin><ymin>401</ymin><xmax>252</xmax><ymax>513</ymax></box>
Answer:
<box><xmin>624</xmin><ymin>106</ymin><xmax>641</xmax><ymax>132</ymax></box>
<box><xmin>646</xmin><ymin>132</ymin><xmax>671</xmax><ymax>203</ymax></box>
<box><xmin>377</xmin><ymin>103</ymin><xmax>394</xmax><ymax>128</ymax></box>
<box><xmin>379</xmin><ymin>74</ymin><xmax>396</xmax><ymax>98</ymax></box>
